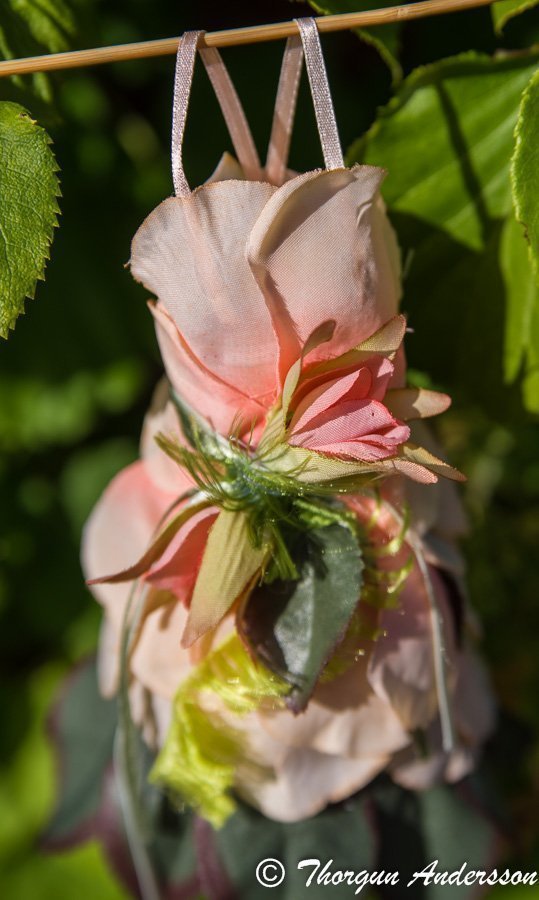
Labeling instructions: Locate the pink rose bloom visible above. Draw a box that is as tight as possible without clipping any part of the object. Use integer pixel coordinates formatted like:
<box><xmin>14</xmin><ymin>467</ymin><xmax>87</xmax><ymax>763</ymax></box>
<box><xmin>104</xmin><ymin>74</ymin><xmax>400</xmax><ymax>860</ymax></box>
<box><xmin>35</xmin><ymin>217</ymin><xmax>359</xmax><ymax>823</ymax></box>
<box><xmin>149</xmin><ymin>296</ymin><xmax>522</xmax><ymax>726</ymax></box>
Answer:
<box><xmin>131</xmin><ymin>155</ymin><xmax>404</xmax><ymax>441</ymax></box>
<box><xmin>82</xmin><ymin>388</ymin><xmax>494</xmax><ymax>823</ymax></box>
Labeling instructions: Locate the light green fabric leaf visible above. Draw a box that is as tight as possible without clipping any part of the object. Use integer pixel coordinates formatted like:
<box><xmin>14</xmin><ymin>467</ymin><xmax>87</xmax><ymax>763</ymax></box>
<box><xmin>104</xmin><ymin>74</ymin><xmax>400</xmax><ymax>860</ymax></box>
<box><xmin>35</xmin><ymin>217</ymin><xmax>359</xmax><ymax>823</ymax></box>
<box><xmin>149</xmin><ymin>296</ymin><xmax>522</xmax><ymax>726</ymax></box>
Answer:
<box><xmin>307</xmin><ymin>0</ymin><xmax>402</xmax><ymax>84</ymax></box>
<box><xmin>0</xmin><ymin>102</ymin><xmax>60</xmax><ymax>337</ymax></box>
<box><xmin>182</xmin><ymin>510</ymin><xmax>267</xmax><ymax>647</ymax></box>
<box><xmin>492</xmin><ymin>0</ymin><xmax>539</xmax><ymax>34</ymax></box>
<box><xmin>500</xmin><ymin>215</ymin><xmax>539</xmax><ymax>411</ymax></box>
<box><xmin>512</xmin><ymin>67</ymin><xmax>539</xmax><ymax>276</ymax></box>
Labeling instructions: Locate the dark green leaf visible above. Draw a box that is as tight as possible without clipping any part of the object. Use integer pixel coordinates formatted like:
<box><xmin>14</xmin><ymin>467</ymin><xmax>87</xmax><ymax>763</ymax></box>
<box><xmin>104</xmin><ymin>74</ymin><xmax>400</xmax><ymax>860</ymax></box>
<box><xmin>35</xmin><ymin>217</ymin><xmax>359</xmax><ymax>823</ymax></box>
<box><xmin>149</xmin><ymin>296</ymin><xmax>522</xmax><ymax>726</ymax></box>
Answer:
<box><xmin>217</xmin><ymin>797</ymin><xmax>375</xmax><ymax>900</ymax></box>
<box><xmin>46</xmin><ymin>662</ymin><xmax>117</xmax><ymax>842</ymax></box>
<box><xmin>368</xmin><ymin>776</ymin><xmax>502</xmax><ymax>898</ymax></box>
<box><xmin>0</xmin><ymin>101</ymin><xmax>60</xmax><ymax>337</ymax></box>
<box><xmin>241</xmin><ymin>523</ymin><xmax>363</xmax><ymax>711</ymax></box>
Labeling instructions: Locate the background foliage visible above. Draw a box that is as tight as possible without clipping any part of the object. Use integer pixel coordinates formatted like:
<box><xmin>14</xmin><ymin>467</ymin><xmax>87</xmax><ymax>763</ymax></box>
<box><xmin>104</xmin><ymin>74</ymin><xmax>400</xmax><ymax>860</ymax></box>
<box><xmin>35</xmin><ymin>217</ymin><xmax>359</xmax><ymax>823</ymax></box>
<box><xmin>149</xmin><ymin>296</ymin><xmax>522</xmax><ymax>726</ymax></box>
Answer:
<box><xmin>0</xmin><ymin>0</ymin><xmax>538</xmax><ymax>896</ymax></box>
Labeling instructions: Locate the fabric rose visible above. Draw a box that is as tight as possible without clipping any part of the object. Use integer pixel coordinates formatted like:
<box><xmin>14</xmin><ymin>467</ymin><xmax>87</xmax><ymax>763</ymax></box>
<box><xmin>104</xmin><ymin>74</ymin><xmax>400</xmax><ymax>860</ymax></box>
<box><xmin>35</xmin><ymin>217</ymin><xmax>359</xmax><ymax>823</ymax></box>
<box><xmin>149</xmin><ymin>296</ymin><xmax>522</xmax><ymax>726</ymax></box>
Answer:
<box><xmin>131</xmin><ymin>156</ymin><xmax>403</xmax><ymax>438</ymax></box>
<box><xmin>82</xmin><ymin>386</ymin><xmax>494</xmax><ymax>824</ymax></box>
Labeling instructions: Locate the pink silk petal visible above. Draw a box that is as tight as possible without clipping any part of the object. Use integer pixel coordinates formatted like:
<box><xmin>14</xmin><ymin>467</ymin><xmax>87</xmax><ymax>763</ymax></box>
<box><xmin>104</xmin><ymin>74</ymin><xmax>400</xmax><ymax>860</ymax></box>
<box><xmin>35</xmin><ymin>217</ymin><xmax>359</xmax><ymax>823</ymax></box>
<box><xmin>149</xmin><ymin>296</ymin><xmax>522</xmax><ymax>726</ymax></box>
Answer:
<box><xmin>311</xmin><ymin>434</ymin><xmax>410</xmax><ymax>462</ymax></box>
<box><xmin>140</xmin><ymin>378</ymin><xmax>195</xmax><ymax>495</ymax></box>
<box><xmin>289</xmin><ymin>368</ymin><xmax>372</xmax><ymax>433</ymax></box>
<box><xmin>151</xmin><ymin>302</ymin><xmax>271</xmax><ymax>436</ymax></box>
<box><xmin>145</xmin><ymin>506</ymin><xmax>218</xmax><ymax>603</ymax></box>
<box><xmin>247</xmin><ymin>166</ymin><xmax>402</xmax><ymax>382</ymax></box>
<box><xmin>131</xmin><ymin>180</ymin><xmax>280</xmax><ymax>399</ymax></box>
<box><xmin>368</xmin><ymin>564</ymin><xmax>458</xmax><ymax>732</ymax></box>
<box><xmin>290</xmin><ymin>398</ymin><xmax>409</xmax><ymax>445</ymax></box>
<box><xmin>81</xmin><ymin>460</ymin><xmax>177</xmax><ymax>635</ymax></box>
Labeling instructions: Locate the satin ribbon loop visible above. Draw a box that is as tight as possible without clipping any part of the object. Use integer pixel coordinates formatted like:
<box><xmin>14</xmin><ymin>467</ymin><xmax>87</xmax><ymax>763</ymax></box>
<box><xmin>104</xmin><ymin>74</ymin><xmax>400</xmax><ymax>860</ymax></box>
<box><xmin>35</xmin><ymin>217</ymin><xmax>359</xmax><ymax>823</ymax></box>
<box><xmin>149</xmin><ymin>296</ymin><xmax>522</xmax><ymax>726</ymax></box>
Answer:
<box><xmin>294</xmin><ymin>18</ymin><xmax>344</xmax><ymax>171</ymax></box>
<box><xmin>172</xmin><ymin>30</ymin><xmax>261</xmax><ymax>196</ymax></box>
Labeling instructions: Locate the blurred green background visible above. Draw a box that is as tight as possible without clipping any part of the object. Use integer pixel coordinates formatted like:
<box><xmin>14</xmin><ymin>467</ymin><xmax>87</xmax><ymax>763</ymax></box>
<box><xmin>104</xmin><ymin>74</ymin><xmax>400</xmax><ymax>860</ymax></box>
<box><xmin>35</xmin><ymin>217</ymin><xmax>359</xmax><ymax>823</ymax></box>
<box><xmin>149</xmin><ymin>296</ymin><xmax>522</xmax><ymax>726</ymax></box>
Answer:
<box><xmin>0</xmin><ymin>0</ymin><xmax>538</xmax><ymax>896</ymax></box>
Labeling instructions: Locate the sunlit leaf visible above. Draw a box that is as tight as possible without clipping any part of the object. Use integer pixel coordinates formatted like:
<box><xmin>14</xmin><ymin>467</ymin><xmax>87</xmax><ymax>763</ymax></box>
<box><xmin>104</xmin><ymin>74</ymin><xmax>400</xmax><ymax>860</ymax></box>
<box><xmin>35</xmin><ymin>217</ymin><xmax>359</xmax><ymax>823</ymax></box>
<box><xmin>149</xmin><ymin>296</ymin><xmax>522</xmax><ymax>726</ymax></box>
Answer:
<box><xmin>351</xmin><ymin>52</ymin><xmax>539</xmax><ymax>408</ymax></box>
<box><xmin>0</xmin><ymin>102</ymin><xmax>60</xmax><ymax>337</ymax></box>
<box><xmin>512</xmin><ymin>67</ymin><xmax>539</xmax><ymax>277</ymax></box>
<box><xmin>500</xmin><ymin>215</ymin><xmax>539</xmax><ymax>411</ymax></box>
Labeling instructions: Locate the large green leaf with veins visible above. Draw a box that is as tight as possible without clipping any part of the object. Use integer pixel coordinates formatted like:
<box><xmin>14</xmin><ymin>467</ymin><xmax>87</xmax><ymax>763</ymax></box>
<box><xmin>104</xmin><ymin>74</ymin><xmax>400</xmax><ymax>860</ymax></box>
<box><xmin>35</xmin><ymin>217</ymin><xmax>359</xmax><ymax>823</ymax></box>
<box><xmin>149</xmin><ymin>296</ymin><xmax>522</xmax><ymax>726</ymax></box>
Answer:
<box><xmin>350</xmin><ymin>51</ymin><xmax>539</xmax><ymax>412</ymax></box>
<box><xmin>0</xmin><ymin>101</ymin><xmax>60</xmax><ymax>337</ymax></box>
<box><xmin>512</xmin><ymin>67</ymin><xmax>539</xmax><ymax>276</ymax></box>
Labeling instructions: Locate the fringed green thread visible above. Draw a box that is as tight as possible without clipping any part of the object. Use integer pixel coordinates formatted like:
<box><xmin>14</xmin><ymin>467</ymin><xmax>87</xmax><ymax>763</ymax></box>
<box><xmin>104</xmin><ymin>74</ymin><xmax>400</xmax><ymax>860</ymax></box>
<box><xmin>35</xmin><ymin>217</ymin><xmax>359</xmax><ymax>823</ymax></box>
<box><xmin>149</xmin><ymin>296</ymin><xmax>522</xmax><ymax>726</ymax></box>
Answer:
<box><xmin>150</xmin><ymin>634</ymin><xmax>289</xmax><ymax>827</ymax></box>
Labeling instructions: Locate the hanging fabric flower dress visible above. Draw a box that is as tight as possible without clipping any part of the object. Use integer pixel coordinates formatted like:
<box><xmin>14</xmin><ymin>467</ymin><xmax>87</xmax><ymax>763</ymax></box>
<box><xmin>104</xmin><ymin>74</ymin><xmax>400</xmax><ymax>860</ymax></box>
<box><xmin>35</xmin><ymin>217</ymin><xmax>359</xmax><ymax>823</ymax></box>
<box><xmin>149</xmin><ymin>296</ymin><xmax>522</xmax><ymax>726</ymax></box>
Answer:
<box><xmin>82</xmin><ymin>19</ymin><xmax>495</xmax><ymax>828</ymax></box>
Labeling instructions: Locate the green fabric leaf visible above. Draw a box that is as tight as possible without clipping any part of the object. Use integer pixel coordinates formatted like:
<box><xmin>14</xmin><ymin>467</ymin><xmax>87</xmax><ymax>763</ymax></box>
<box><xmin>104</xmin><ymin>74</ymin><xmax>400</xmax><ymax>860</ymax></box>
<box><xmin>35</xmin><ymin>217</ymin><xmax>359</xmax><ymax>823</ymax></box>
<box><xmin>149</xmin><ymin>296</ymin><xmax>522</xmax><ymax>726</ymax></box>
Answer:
<box><xmin>350</xmin><ymin>52</ymin><xmax>539</xmax><ymax>410</ymax></box>
<box><xmin>307</xmin><ymin>0</ymin><xmax>402</xmax><ymax>84</ymax></box>
<box><xmin>491</xmin><ymin>0</ymin><xmax>539</xmax><ymax>34</ymax></box>
<box><xmin>512</xmin><ymin>68</ymin><xmax>539</xmax><ymax>276</ymax></box>
<box><xmin>45</xmin><ymin>662</ymin><xmax>117</xmax><ymax>842</ymax></box>
<box><xmin>241</xmin><ymin>523</ymin><xmax>363</xmax><ymax>711</ymax></box>
<box><xmin>183</xmin><ymin>510</ymin><xmax>267</xmax><ymax>647</ymax></box>
<box><xmin>500</xmin><ymin>214</ymin><xmax>539</xmax><ymax>411</ymax></box>
<box><xmin>0</xmin><ymin>101</ymin><xmax>60</xmax><ymax>337</ymax></box>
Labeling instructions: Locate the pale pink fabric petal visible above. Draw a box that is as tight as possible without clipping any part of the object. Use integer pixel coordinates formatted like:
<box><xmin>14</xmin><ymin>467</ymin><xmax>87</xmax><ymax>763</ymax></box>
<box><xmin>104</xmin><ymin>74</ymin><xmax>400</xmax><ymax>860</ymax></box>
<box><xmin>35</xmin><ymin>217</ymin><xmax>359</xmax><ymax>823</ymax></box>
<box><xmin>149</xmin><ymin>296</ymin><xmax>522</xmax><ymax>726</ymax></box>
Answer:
<box><xmin>131</xmin><ymin>602</ymin><xmax>192</xmax><ymax>699</ymax></box>
<box><xmin>81</xmin><ymin>460</ymin><xmax>177</xmax><ymax>637</ymax></box>
<box><xmin>289</xmin><ymin>368</ymin><xmax>373</xmax><ymax>434</ymax></box>
<box><xmin>368</xmin><ymin>564</ymin><xmax>457</xmax><ymax>731</ymax></box>
<box><xmin>290</xmin><ymin>398</ymin><xmax>406</xmax><ymax>444</ymax></box>
<box><xmin>243</xmin><ymin>746</ymin><xmax>390</xmax><ymax>823</ymax></box>
<box><xmin>369</xmin><ymin>356</ymin><xmax>395</xmax><ymax>400</ymax></box>
<box><xmin>405</xmin><ymin>422</ymin><xmax>468</xmax><ymax>540</ymax></box>
<box><xmin>131</xmin><ymin>180</ymin><xmax>280</xmax><ymax>398</ymax></box>
<box><xmin>207</xmin><ymin>151</ymin><xmax>244</xmax><ymax>183</ymax></box>
<box><xmin>132</xmin><ymin>606</ymin><xmax>235</xmax><ymax>701</ymax></box>
<box><xmin>145</xmin><ymin>506</ymin><xmax>218</xmax><ymax>601</ymax></box>
<box><xmin>140</xmin><ymin>378</ymin><xmax>195</xmax><ymax>495</ymax></box>
<box><xmin>247</xmin><ymin>166</ymin><xmax>402</xmax><ymax>380</ymax></box>
<box><xmin>259</xmin><ymin>660</ymin><xmax>409</xmax><ymax>759</ymax></box>
<box><xmin>151</xmin><ymin>302</ymin><xmax>271</xmax><ymax>436</ymax></box>
<box><xmin>454</xmin><ymin>649</ymin><xmax>496</xmax><ymax>746</ymax></box>
<box><xmin>308</xmin><ymin>433</ymin><xmax>410</xmax><ymax>462</ymax></box>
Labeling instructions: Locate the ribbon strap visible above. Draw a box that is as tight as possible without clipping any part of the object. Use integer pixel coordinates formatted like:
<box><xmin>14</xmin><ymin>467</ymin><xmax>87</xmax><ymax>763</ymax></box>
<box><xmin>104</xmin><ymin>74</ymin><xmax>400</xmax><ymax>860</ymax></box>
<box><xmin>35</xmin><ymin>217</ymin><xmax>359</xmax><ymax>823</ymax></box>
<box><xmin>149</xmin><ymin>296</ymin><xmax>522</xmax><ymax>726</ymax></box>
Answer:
<box><xmin>294</xmin><ymin>18</ymin><xmax>344</xmax><ymax>171</ymax></box>
<box><xmin>172</xmin><ymin>31</ymin><xmax>261</xmax><ymax>196</ymax></box>
<box><xmin>265</xmin><ymin>35</ymin><xmax>304</xmax><ymax>185</ymax></box>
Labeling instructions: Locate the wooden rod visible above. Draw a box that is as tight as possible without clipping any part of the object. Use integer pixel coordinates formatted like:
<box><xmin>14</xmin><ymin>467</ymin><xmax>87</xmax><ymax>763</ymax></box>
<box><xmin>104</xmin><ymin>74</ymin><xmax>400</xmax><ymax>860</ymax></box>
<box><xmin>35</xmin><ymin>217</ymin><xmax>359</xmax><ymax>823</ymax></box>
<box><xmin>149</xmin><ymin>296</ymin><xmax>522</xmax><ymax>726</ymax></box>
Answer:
<box><xmin>0</xmin><ymin>0</ymin><xmax>495</xmax><ymax>79</ymax></box>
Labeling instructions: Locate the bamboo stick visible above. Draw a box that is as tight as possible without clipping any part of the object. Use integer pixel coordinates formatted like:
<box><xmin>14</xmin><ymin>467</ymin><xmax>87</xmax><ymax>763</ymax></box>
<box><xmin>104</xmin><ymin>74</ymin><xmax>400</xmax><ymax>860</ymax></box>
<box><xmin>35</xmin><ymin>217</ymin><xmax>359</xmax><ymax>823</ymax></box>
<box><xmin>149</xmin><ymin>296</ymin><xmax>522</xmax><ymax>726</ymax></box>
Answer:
<box><xmin>0</xmin><ymin>0</ymin><xmax>494</xmax><ymax>79</ymax></box>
